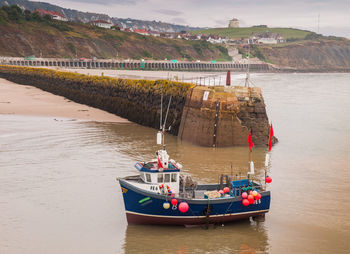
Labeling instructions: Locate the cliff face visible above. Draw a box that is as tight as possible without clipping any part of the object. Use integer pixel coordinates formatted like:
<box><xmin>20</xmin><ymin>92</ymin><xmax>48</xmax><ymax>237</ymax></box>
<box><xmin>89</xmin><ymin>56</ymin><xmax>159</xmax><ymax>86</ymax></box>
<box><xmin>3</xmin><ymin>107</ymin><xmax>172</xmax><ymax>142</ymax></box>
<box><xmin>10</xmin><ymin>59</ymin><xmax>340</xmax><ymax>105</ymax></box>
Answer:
<box><xmin>260</xmin><ymin>40</ymin><xmax>350</xmax><ymax>71</ymax></box>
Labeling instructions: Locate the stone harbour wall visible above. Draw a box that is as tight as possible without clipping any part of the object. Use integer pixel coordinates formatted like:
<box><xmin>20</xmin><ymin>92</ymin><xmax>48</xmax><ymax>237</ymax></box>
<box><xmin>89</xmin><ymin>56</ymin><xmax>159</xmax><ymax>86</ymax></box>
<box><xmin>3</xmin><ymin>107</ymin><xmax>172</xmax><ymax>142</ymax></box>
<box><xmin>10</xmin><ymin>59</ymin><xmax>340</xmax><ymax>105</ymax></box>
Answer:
<box><xmin>0</xmin><ymin>65</ymin><xmax>276</xmax><ymax>147</ymax></box>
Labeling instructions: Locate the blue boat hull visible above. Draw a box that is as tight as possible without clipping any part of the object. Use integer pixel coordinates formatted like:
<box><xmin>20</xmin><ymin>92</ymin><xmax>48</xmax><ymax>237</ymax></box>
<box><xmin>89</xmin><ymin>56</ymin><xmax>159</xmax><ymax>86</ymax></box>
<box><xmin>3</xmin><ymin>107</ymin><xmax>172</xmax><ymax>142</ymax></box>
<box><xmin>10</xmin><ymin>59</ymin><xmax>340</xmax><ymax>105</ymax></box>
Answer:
<box><xmin>119</xmin><ymin>179</ymin><xmax>271</xmax><ymax>225</ymax></box>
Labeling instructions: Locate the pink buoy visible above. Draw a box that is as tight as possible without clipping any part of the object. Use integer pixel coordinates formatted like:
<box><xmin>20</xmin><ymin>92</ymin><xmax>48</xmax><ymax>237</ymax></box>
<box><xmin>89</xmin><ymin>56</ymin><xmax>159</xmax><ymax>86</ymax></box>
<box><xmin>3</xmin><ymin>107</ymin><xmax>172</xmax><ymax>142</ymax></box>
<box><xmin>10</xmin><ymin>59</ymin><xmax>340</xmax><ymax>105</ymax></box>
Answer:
<box><xmin>242</xmin><ymin>199</ymin><xmax>249</xmax><ymax>206</ymax></box>
<box><xmin>249</xmin><ymin>191</ymin><xmax>253</xmax><ymax>195</ymax></box>
<box><xmin>178</xmin><ymin>202</ymin><xmax>189</xmax><ymax>213</ymax></box>
<box><xmin>219</xmin><ymin>190</ymin><xmax>224</xmax><ymax>195</ymax></box>
<box><xmin>171</xmin><ymin>198</ymin><xmax>178</xmax><ymax>206</ymax></box>
<box><xmin>223</xmin><ymin>187</ymin><xmax>230</xmax><ymax>193</ymax></box>
<box><xmin>255</xmin><ymin>193</ymin><xmax>261</xmax><ymax>200</ymax></box>
<box><xmin>241</xmin><ymin>192</ymin><xmax>248</xmax><ymax>199</ymax></box>
<box><xmin>265</xmin><ymin>176</ymin><xmax>272</xmax><ymax>183</ymax></box>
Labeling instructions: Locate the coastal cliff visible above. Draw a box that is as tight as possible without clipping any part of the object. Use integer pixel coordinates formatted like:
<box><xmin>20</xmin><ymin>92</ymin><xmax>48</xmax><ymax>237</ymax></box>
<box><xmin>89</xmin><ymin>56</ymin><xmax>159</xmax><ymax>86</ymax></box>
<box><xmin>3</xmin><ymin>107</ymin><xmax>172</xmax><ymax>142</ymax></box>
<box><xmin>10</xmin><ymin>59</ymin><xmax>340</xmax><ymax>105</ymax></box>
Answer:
<box><xmin>259</xmin><ymin>40</ymin><xmax>350</xmax><ymax>72</ymax></box>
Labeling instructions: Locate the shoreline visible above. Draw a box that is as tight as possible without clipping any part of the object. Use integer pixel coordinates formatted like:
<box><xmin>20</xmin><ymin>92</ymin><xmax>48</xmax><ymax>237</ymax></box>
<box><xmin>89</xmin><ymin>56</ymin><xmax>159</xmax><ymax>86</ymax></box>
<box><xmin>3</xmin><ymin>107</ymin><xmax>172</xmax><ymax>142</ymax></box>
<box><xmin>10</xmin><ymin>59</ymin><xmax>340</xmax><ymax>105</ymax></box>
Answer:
<box><xmin>0</xmin><ymin>78</ymin><xmax>129</xmax><ymax>123</ymax></box>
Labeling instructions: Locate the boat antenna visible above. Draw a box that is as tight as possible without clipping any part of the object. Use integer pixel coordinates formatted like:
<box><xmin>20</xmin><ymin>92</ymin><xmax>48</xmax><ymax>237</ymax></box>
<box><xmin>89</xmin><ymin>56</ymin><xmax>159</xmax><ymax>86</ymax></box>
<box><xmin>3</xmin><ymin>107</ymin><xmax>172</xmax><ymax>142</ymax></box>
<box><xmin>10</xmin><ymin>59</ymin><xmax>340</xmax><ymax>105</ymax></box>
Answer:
<box><xmin>160</xmin><ymin>93</ymin><xmax>163</xmax><ymax>129</ymax></box>
<box><xmin>163</xmin><ymin>95</ymin><xmax>172</xmax><ymax>131</ymax></box>
<box><xmin>245</xmin><ymin>43</ymin><xmax>251</xmax><ymax>87</ymax></box>
<box><xmin>161</xmin><ymin>95</ymin><xmax>172</xmax><ymax>149</ymax></box>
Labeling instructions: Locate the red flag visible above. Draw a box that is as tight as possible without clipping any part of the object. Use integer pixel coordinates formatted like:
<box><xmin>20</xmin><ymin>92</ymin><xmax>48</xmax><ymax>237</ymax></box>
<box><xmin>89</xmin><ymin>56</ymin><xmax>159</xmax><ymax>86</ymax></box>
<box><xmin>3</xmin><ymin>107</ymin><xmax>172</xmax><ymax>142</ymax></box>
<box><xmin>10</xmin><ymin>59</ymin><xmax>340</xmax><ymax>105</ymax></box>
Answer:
<box><xmin>268</xmin><ymin>123</ymin><xmax>274</xmax><ymax>151</ymax></box>
<box><xmin>248</xmin><ymin>131</ymin><xmax>253</xmax><ymax>152</ymax></box>
<box><xmin>158</xmin><ymin>156</ymin><xmax>163</xmax><ymax>168</ymax></box>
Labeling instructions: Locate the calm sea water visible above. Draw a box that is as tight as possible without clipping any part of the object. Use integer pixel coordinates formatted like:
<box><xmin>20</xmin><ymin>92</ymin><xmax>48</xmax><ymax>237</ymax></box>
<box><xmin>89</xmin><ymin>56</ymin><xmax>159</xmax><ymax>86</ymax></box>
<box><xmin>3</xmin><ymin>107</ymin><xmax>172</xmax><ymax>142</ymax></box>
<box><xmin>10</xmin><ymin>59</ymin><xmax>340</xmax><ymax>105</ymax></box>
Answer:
<box><xmin>1</xmin><ymin>73</ymin><xmax>350</xmax><ymax>254</ymax></box>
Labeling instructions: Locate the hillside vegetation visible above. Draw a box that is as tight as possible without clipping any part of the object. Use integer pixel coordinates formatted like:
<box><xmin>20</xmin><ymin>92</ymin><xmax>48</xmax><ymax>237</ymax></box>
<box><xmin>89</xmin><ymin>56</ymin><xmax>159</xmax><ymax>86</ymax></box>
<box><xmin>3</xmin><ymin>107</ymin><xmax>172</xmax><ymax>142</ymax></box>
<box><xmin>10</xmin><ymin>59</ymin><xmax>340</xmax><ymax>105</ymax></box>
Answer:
<box><xmin>0</xmin><ymin>0</ymin><xmax>200</xmax><ymax>32</ymax></box>
<box><xmin>191</xmin><ymin>27</ymin><xmax>313</xmax><ymax>40</ymax></box>
<box><xmin>0</xmin><ymin>6</ymin><xmax>230</xmax><ymax>61</ymax></box>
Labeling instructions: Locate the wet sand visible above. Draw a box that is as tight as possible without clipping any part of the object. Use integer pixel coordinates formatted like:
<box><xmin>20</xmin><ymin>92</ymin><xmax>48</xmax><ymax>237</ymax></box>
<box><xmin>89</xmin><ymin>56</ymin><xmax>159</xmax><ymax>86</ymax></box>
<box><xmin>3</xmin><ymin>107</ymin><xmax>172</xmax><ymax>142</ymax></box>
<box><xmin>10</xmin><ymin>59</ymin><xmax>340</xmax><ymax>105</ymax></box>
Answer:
<box><xmin>0</xmin><ymin>78</ymin><xmax>128</xmax><ymax>123</ymax></box>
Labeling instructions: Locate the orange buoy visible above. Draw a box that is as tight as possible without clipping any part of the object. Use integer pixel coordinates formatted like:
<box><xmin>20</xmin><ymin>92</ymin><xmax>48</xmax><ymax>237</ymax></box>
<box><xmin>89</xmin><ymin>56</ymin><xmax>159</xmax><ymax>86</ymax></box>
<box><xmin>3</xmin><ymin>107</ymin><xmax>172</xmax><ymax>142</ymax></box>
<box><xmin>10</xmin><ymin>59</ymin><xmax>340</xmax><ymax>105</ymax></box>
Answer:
<box><xmin>265</xmin><ymin>176</ymin><xmax>272</xmax><ymax>183</ymax></box>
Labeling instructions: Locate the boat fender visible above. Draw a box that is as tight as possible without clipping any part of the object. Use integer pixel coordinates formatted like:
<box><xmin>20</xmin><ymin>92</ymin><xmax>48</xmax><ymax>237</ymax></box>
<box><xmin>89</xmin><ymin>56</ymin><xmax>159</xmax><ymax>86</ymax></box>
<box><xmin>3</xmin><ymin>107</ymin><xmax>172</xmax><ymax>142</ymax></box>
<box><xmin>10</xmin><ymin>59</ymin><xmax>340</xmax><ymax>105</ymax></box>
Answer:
<box><xmin>265</xmin><ymin>154</ymin><xmax>270</xmax><ymax>167</ymax></box>
<box><xmin>163</xmin><ymin>202</ymin><xmax>170</xmax><ymax>209</ymax></box>
<box><xmin>171</xmin><ymin>198</ymin><xmax>178</xmax><ymax>210</ymax></box>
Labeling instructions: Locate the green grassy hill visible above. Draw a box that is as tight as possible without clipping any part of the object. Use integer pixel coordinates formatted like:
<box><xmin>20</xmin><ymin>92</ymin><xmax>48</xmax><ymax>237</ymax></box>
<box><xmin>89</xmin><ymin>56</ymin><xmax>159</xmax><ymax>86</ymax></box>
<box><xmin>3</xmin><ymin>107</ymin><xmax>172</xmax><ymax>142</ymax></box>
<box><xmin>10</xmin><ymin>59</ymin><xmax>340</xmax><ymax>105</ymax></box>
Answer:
<box><xmin>0</xmin><ymin>5</ymin><xmax>230</xmax><ymax>61</ymax></box>
<box><xmin>191</xmin><ymin>27</ymin><xmax>313</xmax><ymax>40</ymax></box>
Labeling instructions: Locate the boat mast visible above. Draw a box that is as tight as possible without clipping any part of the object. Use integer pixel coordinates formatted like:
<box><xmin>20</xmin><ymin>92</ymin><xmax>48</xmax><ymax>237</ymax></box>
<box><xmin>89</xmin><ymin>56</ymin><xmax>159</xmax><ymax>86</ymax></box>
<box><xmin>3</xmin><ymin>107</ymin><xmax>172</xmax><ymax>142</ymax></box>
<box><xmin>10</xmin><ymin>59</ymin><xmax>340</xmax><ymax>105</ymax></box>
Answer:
<box><xmin>158</xmin><ymin>92</ymin><xmax>172</xmax><ymax>150</ymax></box>
<box><xmin>245</xmin><ymin>42</ymin><xmax>251</xmax><ymax>87</ymax></box>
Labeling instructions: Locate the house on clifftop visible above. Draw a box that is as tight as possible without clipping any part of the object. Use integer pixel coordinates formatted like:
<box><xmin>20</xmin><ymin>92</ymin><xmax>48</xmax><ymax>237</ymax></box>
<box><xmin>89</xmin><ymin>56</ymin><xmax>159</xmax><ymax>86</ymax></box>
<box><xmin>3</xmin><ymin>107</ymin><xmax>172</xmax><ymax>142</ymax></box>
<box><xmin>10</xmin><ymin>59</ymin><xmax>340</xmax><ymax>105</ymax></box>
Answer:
<box><xmin>90</xmin><ymin>20</ymin><xmax>113</xmax><ymax>29</ymax></box>
<box><xmin>34</xmin><ymin>9</ymin><xmax>68</xmax><ymax>21</ymax></box>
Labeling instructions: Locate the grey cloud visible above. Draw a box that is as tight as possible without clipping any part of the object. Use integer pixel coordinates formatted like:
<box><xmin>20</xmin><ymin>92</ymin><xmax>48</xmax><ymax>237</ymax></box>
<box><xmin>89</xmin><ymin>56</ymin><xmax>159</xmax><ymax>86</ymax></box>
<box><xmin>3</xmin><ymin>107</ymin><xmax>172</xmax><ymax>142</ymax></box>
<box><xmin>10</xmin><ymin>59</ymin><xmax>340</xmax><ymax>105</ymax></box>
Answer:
<box><xmin>155</xmin><ymin>9</ymin><xmax>183</xmax><ymax>16</ymax></box>
<box><xmin>63</xmin><ymin>0</ymin><xmax>137</xmax><ymax>5</ymax></box>
<box><xmin>171</xmin><ymin>17</ymin><xmax>187</xmax><ymax>25</ymax></box>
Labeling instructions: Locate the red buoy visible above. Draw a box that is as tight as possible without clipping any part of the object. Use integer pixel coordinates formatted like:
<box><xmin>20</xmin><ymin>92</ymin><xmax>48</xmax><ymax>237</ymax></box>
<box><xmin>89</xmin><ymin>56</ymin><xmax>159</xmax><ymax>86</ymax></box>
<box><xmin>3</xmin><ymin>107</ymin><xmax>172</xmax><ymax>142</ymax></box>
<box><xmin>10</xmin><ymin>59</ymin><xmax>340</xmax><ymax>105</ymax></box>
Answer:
<box><xmin>242</xmin><ymin>199</ymin><xmax>249</xmax><ymax>206</ymax></box>
<box><xmin>248</xmin><ymin>195</ymin><xmax>254</xmax><ymax>201</ymax></box>
<box><xmin>265</xmin><ymin>176</ymin><xmax>272</xmax><ymax>183</ymax></box>
<box><xmin>255</xmin><ymin>193</ymin><xmax>262</xmax><ymax>200</ymax></box>
<box><xmin>249</xmin><ymin>198</ymin><xmax>255</xmax><ymax>204</ymax></box>
<box><xmin>178</xmin><ymin>202</ymin><xmax>189</xmax><ymax>213</ymax></box>
<box><xmin>223</xmin><ymin>187</ymin><xmax>230</xmax><ymax>193</ymax></box>
<box><xmin>242</xmin><ymin>192</ymin><xmax>248</xmax><ymax>199</ymax></box>
<box><xmin>171</xmin><ymin>198</ymin><xmax>178</xmax><ymax>206</ymax></box>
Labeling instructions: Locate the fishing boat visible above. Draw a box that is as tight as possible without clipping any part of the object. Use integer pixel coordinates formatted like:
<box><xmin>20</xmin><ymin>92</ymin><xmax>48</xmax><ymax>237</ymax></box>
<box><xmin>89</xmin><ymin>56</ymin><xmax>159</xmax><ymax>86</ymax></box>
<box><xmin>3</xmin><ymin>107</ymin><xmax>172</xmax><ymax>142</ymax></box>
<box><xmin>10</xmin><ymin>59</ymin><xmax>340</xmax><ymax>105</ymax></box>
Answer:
<box><xmin>118</xmin><ymin>147</ymin><xmax>271</xmax><ymax>225</ymax></box>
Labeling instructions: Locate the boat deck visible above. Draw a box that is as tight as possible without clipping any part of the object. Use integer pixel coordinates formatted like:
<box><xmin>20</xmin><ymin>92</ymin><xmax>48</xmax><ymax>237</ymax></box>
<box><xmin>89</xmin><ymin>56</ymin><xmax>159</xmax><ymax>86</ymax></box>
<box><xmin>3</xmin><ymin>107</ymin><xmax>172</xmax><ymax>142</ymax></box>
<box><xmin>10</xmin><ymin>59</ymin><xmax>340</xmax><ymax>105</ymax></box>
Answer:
<box><xmin>122</xmin><ymin>175</ymin><xmax>263</xmax><ymax>200</ymax></box>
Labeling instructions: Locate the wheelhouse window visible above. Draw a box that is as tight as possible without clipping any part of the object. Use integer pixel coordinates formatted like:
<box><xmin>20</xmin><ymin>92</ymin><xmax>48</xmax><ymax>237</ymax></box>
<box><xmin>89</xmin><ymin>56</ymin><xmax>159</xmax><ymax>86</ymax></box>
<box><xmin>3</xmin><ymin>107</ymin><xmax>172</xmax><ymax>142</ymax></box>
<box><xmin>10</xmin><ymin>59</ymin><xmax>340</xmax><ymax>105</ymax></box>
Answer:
<box><xmin>164</xmin><ymin>174</ymin><xmax>170</xmax><ymax>183</ymax></box>
<box><xmin>146</xmin><ymin>173</ymin><xmax>151</xmax><ymax>182</ymax></box>
<box><xmin>157</xmin><ymin>173</ymin><xmax>164</xmax><ymax>183</ymax></box>
<box><xmin>171</xmin><ymin>173</ymin><xmax>177</xmax><ymax>182</ymax></box>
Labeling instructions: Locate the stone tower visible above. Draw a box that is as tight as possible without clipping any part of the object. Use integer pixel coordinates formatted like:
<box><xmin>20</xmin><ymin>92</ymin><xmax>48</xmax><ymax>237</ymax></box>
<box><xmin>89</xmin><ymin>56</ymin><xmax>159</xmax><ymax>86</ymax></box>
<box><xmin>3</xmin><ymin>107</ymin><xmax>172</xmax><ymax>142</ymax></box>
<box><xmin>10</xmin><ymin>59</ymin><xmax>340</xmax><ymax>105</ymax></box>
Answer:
<box><xmin>228</xmin><ymin>18</ymin><xmax>239</xmax><ymax>28</ymax></box>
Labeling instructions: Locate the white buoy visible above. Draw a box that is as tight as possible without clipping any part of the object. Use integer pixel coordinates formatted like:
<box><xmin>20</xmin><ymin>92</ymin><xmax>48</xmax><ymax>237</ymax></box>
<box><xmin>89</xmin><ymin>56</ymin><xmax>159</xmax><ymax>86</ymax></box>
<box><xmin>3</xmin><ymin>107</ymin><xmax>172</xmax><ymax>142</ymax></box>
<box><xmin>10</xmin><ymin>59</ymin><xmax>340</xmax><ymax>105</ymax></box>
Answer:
<box><xmin>249</xmin><ymin>161</ymin><xmax>255</xmax><ymax>175</ymax></box>
<box><xmin>265</xmin><ymin>154</ymin><xmax>270</xmax><ymax>167</ymax></box>
<box><xmin>157</xmin><ymin>131</ymin><xmax>162</xmax><ymax>145</ymax></box>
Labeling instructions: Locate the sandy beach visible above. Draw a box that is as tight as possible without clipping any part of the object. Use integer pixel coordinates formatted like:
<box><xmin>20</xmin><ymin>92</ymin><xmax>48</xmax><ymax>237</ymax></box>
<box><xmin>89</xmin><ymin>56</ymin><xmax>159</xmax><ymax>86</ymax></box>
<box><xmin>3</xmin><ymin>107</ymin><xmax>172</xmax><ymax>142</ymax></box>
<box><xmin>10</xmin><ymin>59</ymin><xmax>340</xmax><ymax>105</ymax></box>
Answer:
<box><xmin>0</xmin><ymin>78</ymin><xmax>128</xmax><ymax>123</ymax></box>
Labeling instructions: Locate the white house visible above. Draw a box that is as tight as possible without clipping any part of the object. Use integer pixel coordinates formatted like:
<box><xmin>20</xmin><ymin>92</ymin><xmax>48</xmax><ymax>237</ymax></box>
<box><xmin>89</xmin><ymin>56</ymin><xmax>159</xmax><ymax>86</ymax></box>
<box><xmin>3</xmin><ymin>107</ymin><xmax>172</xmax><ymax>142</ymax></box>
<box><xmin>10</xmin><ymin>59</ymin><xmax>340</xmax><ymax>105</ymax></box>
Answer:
<box><xmin>90</xmin><ymin>20</ymin><xmax>113</xmax><ymax>29</ymax></box>
<box><xmin>257</xmin><ymin>38</ymin><xmax>278</xmax><ymax>44</ymax></box>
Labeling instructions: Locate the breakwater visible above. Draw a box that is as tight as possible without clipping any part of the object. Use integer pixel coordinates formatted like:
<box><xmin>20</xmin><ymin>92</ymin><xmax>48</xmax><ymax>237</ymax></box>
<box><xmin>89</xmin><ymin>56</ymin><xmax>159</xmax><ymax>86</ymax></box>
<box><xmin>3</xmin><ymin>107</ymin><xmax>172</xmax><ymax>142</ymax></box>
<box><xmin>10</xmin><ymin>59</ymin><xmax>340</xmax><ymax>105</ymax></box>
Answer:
<box><xmin>0</xmin><ymin>65</ymin><xmax>275</xmax><ymax>147</ymax></box>
<box><xmin>0</xmin><ymin>65</ymin><xmax>190</xmax><ymax>136</ymax></box>
<box><xmin>2</xmin><ymin>58</ymin><xmax>271</xmax><ymax>72</ymax></box>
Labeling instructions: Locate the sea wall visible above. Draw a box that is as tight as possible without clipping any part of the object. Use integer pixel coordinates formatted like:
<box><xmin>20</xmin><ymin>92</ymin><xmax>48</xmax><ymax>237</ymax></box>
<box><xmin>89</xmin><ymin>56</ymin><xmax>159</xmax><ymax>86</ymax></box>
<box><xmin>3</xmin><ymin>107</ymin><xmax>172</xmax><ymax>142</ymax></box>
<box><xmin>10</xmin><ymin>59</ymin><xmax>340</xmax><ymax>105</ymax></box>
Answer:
<box><xmin>0</xmin><ymin>65</ymin><xmax>191</xmax><ymax>135</ymax></box>
<box><xmin>0</xmin><ymin>65</ymin><xmax>275</xmax><ymax>147</ymax></box>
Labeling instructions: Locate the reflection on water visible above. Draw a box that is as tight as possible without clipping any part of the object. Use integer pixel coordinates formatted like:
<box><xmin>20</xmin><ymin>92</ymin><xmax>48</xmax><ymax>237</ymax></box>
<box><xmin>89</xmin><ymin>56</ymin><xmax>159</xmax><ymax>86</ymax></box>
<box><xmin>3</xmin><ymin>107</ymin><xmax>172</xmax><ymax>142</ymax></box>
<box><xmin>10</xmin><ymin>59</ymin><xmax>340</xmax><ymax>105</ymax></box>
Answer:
<box><xmin>1</xmin><ymin>73</ymin><xmax>350</xmax><ymax>254</ymax></box>
<box><xmin>124</xmin><ymin>221</ymin><xmax>268</xmax><ymax>254</ymax></box>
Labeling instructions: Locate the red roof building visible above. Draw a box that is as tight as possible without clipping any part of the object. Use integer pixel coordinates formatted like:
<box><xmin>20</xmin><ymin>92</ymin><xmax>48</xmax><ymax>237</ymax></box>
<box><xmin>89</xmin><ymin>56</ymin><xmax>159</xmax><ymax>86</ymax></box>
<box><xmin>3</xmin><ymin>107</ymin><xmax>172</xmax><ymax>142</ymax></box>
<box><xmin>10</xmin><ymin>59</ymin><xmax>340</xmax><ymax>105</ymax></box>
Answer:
<box><xmin>34</xmin><ymin>9</ymin><xmax>68</xmax><ymax>21</ymax></box>
<box><xmin>134</xmin><ymin>29</ymin><xmax>149</xmax><ymax>36</ymax></box>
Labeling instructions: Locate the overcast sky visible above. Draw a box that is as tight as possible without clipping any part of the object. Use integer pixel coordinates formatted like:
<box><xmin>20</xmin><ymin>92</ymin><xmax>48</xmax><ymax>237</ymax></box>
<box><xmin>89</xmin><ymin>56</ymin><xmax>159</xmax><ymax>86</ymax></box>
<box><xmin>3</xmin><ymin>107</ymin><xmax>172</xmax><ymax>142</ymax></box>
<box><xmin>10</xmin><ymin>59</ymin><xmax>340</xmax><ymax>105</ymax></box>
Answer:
<box><xmin>41</xmin><ymin>0</ymin><xmax>350</xmax><ymax>37</ymax></box>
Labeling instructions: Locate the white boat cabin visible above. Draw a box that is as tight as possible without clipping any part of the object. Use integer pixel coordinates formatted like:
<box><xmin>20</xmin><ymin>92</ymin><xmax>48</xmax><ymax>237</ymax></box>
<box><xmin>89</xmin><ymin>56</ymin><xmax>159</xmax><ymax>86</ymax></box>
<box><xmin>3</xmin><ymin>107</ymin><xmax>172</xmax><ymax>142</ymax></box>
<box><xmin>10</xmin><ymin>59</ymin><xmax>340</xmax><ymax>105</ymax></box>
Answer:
<box><xmin>134</xmin><ymin>149</ymin><xmax>182</xmax><ymax>195</ymax></box>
